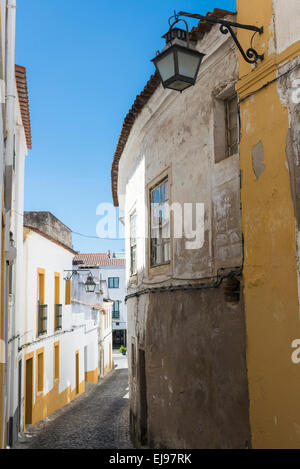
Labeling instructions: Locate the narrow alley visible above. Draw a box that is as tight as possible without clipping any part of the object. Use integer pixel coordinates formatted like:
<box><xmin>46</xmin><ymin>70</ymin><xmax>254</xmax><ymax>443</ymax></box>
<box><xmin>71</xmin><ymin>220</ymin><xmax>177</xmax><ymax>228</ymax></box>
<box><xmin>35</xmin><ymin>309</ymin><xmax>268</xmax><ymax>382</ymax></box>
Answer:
<box><xmin>14</xmin><ymin>353</ymin><xmax>132</xmax><ymax>450</ymax></box>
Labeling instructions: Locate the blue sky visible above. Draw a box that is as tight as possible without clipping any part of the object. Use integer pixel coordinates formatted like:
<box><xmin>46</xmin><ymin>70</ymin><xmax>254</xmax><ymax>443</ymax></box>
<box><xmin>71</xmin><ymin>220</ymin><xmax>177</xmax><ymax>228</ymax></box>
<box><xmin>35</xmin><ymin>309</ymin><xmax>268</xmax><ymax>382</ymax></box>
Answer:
<box><xmin>15</xmin><ymin>0</ymin><xmax>236</xmax><ymax>253</ymax></box>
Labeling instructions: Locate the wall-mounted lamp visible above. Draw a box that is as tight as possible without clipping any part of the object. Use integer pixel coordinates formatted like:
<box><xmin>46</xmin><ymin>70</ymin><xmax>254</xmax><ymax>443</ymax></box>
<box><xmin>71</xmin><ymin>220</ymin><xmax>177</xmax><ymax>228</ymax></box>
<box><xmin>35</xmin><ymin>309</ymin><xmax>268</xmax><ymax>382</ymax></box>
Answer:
<box><xmin>84</xmin><ymin>274</ymin><xmax>97</xmax><ymax>293</ymax></box>
<box><xmin>152</xmin><ymin>11</ymin><xmax>264</xmax><ymax>92</ymax></box>
<box><xmin>64</xmin><ymin>269</ymin><xmax>97</xmax><ymax>294</ymax></box>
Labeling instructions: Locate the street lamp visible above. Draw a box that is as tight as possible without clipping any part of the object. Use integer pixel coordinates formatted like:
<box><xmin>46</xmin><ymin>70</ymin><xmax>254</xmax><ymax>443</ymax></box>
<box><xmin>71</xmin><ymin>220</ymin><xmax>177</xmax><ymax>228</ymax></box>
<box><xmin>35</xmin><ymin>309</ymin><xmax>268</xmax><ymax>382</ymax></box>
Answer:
<box><xmin>84</xmin><ymin>274</ymin><xmax>97</xmax><ymax>293</ymax></box>
<box><xmin>152</xmin><ymin>27</ymin><xmax>204</xmax><ymax>92</ymax></box>
<box><xmin>64</xmin><ymin>269</ymin><xmax>97</xmax><ymax>294</ymax></box>
<box><xmin>153</xmin><ymin>11</ymin><xmax>264</xmax><ymax>92</ymax></box>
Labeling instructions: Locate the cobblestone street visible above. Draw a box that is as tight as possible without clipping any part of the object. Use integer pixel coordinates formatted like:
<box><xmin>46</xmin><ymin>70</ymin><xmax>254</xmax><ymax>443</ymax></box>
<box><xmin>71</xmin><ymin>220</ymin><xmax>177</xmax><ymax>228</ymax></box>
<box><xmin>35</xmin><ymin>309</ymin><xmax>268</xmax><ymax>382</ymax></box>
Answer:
<box><xmin>15</xmin><ymin>354</ymin><xmax>133</xmax><ymax>449</ymax></box>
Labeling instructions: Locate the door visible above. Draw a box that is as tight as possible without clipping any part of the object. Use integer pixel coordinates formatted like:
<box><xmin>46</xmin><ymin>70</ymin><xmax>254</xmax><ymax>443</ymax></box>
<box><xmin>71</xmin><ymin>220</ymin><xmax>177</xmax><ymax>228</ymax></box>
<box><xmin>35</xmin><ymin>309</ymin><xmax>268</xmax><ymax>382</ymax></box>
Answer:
<box><xmin>25</xmin><ymin>358</ymin><xmax>33</xmax><ymax>425</ymax></box>
<box><xmin>139</xmin><ymin>350</ymin><xmax>148</xmax><ymax>446</ymax></box>
<box><xmin>75</xmin><ymin>352</ymin><xmax>79</xmax><ymax>394</ymax></box>
<box><xmin>84</xmin><ymin>346</ymin><xmax>88</xmax><ymax>381</ymax></box>
<box><xmin>18</xmin><ymin>360</ymin><xmax>22</xmax><ymax>431</ymax></box>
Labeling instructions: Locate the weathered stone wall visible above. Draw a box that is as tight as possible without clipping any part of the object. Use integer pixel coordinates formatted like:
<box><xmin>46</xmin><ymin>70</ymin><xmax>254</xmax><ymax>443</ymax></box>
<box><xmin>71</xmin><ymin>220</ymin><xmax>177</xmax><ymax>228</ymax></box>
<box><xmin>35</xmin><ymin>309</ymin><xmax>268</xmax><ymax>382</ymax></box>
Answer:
<box><xmin>129</xmin><ymin>286</ymin><xmax>250</xmax><ymax>449</ymax></box>
<box><xmin>24</xmin><ymin>211</ymin><xmax>73</xmax><ymax>249</ymax></box>
<box><xmin>119</xmin><ymin>18</ymin><xmax>251</xmax><ymax>449</ymax></box>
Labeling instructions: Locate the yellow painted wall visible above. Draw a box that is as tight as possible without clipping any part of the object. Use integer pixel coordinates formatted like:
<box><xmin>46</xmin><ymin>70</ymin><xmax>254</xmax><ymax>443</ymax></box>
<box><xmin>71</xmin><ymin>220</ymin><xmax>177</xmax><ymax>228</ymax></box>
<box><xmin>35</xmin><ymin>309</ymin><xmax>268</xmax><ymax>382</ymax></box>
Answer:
<box><xmin>31</xmin><ymin>380</ymin><xmax>85</xmax><ymax>426</ymax></box>
<box><xmin>237</xmin><ymin>0</ymin><xmax>300</xmax><ymax>448</ymax></box>
<box><xmin>25</xmin><ymin>350</ymin><xmax>85</xmax><ymax>427</ymax></box>
<box><xmin>85</xmin><ymin>368</ymin><xmax>98</xmax><ymax>384</ymax></box>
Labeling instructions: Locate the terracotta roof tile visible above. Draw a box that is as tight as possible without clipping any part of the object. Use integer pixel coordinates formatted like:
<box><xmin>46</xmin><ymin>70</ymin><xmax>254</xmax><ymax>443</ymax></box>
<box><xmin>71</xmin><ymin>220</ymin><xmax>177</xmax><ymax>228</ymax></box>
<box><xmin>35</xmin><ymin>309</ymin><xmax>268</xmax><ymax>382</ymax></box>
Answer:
<box><xmin>74</xmin><ymin>252</ymin><xmax>126</xmax><ymax>267</ymax></box>
<box><xmin>111</xmin><ymin>8</ymin><xmax>235</xmax><ymax>207</ymax></box>
<box><xmin>15</xmin><ymin>65</ymin><xmax>32</xmax><ymax>150</ymax></box>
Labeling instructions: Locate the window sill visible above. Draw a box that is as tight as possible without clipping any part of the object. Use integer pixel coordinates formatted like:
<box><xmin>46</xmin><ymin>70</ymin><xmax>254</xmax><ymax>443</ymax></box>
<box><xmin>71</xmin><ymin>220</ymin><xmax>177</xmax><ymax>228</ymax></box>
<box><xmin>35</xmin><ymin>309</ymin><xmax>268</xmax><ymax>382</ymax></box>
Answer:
<box><xmin>37</xmin><ymin>332</ymin><xmax>47</xmax><ymax>338</ymax></box>
<box><xmin>150</xmin><ymin>261</ymin><xmax>170</xmax><ymax>269</ymax></box>
<box><xmin>215</xmin><ymin>151</ymin><xmax>239</xmax><ymax>165</ymax></box>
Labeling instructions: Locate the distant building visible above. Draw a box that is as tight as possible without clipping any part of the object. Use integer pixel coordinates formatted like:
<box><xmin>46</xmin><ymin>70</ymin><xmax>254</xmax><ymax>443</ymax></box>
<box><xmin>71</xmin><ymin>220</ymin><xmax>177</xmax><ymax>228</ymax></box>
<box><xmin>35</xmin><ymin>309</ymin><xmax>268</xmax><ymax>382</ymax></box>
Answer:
<box><xmin>71</xmin><ymin>262</ymin><xmax>113</xmax><ymax>379</ymax></box>
<box><xmin>73</xmin><ymin>252</ymin><xmax>127</xmax><ymax>349</ymax></box>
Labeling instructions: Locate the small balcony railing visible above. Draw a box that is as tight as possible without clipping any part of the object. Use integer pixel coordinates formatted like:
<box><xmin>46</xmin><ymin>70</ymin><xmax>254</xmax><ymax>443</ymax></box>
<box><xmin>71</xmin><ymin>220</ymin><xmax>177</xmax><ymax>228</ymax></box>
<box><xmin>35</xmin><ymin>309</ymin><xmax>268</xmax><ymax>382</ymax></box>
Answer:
<box><xmin>112</xmin><ymin>311</ymin><xmax>120</xmax><ymax>320</ymax></box>
<box><xmin>38</xmin><ymin>304</ymin><xmax>48</xmax><ymax>336</ymax></box>
<box><xmin>55</xmin><ymin>304</ymin><xmax>62</xmax><ymax>331</ymax></box>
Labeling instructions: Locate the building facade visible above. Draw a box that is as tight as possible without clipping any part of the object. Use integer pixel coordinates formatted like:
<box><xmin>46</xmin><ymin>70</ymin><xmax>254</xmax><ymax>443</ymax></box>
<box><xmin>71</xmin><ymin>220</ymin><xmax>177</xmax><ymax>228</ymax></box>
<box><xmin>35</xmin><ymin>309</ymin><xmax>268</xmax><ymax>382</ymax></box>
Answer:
<box><xmin>236</xmin><ymin>0</ymin><xmax>300</xmax><ymax>449</ymax></box>
<box><xmin>0</xmin><ymin>0</ymin><xmax>32</xmax><ymax>448</ymax></box>
<box><xmin>112</xmin><ymin>9</ymin><xmax>251</xmax><ymax>449</ymax></box>
<box><xmin>71</xmin><ymin>260</ymin><xmax>113</xmax><ymax>380</ymax></box>
<box><xmin>14</xmin><ymin>212</ymin><xmax>86</xmax><ymax>438</ymax></box>
<box><xmin>73</xmin><ymin>252</ymin><xmax>127</xmax><ymax>350</ymax></box>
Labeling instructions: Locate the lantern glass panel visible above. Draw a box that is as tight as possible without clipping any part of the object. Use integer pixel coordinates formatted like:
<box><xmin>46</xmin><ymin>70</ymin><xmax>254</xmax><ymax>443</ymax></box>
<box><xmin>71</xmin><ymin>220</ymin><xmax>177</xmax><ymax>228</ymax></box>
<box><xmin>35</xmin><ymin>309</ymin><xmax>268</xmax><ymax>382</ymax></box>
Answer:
<box><xmin>167</xmin><ymin>80</ymin><xmax>192</xmax><ymax>91</ymax></box>
<box><xmin>156</xmin><ymin>51</ymin><xmax>175</xmax><ymax>82</ymax></box>
<box><xmin>177</xmin><ymin>50</ymin><xmax>201</xmax><ymax>79</ymax></box>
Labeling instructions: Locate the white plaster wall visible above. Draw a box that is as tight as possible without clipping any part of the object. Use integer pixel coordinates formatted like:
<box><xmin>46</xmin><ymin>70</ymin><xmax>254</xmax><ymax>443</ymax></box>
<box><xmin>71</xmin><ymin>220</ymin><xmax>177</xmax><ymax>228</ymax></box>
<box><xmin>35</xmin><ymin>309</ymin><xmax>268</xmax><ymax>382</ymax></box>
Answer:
<box><xmin>274</xmin><ymin>0</ymin><xmax>300</xmax><ymax>54</ymax></box>
<box><xmin>23</xmin><ymin>230</ymin><xmax>74</xmax><ymax>337</ymax></box>
<box><xmin>124</xmin><ymin>157</ymin><xmax>146</xmax><ymax>284</ymax></box>
<box><xmin>6</xmin><ymin>79</ymin><xmax>30</xmax><ymax>441</ymax></box>
<box><xmin>99</xmin><ymin>303</ymin><xmax>112</xmax><ymax>372</ymax></box>
<box><xmin>84</xmin><ymin>327</ymin><xmax>98</xmax><ymax>373</ymax></box>
<box><xmin>18</xmin><ymin>231</ymin><xmax>87</xmax><ymax>417</ymax></box>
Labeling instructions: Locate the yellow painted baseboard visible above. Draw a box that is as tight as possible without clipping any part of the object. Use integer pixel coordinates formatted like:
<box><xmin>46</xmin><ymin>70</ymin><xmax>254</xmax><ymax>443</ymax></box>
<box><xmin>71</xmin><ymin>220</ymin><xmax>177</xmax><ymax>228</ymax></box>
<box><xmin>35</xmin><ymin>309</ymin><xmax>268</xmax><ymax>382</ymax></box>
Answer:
<box><xmin>31</xmin><ymin>379</ymin><xmax>85</xmax><ymax>426</ymax></box>
<box><xmin>85</xmin><ymin>368</ymin><xmax>98</xmax><ymax>384</ymax></box>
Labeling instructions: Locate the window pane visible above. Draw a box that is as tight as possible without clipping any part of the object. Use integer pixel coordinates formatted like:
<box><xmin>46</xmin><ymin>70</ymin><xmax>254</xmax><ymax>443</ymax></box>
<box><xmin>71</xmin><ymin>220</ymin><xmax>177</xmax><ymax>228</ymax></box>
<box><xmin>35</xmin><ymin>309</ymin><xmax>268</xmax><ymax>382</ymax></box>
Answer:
<box><xmin>161</xmin><ymin>183</ymin><xmax>165</xmax><ymax>202</ymax></box>
<box><xmin>164</xmin><ymin>242</ymin><xmax>170</xmax><ymax>262</ymax></box>
<box><xmin>162</xmin><ymin>218</ymin><xmax>170</xmax><ymax>239</ymax></box>
<box><xmin>150</xmin><ymin>178</ymin><xmax>170</xmax><ymax>266</ymax></box>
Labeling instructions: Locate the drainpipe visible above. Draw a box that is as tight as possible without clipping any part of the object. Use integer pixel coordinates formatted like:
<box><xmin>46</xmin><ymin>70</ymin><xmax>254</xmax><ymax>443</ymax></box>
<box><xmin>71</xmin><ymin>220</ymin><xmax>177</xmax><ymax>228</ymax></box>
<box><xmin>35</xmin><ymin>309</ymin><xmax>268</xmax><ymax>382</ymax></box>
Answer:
<box><xmin>4</xmin><ymin>0</ymin><xmax>16</xmax><ymax>447</ymax></box>
<box><xmin>5</xmin><ymin>0</ymin><xmax>16</xmax><ymax>171</ymax></box>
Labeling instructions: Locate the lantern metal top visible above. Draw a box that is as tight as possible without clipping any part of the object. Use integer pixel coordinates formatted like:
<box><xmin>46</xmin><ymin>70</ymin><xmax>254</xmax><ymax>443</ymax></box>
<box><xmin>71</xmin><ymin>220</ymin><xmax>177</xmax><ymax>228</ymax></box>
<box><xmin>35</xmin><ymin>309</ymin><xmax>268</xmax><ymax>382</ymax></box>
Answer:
<box><xmin>162</xmin><ymin>27</ymin><xmax>188</xmax><ymax>45</ymax></box>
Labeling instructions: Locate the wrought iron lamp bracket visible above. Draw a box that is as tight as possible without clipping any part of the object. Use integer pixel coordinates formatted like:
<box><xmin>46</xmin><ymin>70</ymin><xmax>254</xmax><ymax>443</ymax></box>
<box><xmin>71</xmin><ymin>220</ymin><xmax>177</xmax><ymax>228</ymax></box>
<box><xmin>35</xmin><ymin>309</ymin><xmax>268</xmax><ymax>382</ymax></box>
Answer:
<box><xmin>63</xmin><ymin>269</ymin><xmax>94</xmax><ymax>281</ymax></box>
<box><xmin>174</xmin><ymin>11</ymin><xmax>264</xmax><ymax>64</ymax></box>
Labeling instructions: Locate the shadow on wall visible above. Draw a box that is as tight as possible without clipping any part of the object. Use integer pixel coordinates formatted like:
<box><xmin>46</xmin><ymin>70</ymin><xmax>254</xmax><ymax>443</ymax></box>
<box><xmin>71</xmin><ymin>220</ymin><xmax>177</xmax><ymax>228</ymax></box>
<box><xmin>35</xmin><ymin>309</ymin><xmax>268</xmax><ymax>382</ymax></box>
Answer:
<box><xmin>125</xmin><ymin>266</ymin><xmax>250</xmax><ymax>449</ymax></box>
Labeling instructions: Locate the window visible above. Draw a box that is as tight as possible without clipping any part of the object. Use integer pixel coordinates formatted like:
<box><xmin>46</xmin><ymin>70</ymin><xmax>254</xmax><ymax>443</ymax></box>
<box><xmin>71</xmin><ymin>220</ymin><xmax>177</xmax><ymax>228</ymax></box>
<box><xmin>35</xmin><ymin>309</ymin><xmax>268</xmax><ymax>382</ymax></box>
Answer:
<box><xmin>214</xmin><ymin>93</ymin><xmax>239</xmax><ymax>163</ymax></box>
<box><xmin>130</xmin><ymin>212</ymin><xmax>137</xmax><ymax>276</ymax></box>
<box><xmin>150</xmin><ymin>178</ymin><xmax>170</xmax><ymax>267</ymax></box>
<box><xmin>65</xmin><ymin>279</ymin><xmax>71</xmax><ymax>305</ymax></box>
<box><xmin>37</xmin><ymin>269</ymin><xmax>47</xmax><ymax>336</ymax></box>
<box><xmin>112</xmin><ymin>301</ymin><xmax>120</xmax><ymax>319</ymax></box>
<box><xmin>226</xmin><ymin>96</ymin><xmax>239</xmax><ymax>157</ymax></box>
<box><xmin>108</xmin><ymin>277</ymin><xmax>119</xmax><ymax>288</ymax></box>
<box><xmin>54</xmin><ymin>342</ymin><xmax>59</xmax><ymax>380</ymax></box>
<box><xmin>54</xmin><ymin>273</ymin><xmax>62</xmax><ymax>331</ymax></box>
<box><xmin>37</xmin><ymin>351</ymin><xmax>44</xmax><ymax>393</ymax></box>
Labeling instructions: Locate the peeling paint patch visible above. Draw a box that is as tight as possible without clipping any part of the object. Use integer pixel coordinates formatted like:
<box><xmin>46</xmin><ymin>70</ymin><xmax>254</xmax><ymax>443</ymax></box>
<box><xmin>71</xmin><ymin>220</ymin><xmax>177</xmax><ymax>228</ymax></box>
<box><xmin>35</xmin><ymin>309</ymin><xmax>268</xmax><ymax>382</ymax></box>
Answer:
<box><xmin>252</xmin><ymin>141</ymin><xmax>266</xmax><ymax>179</ymax></box>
